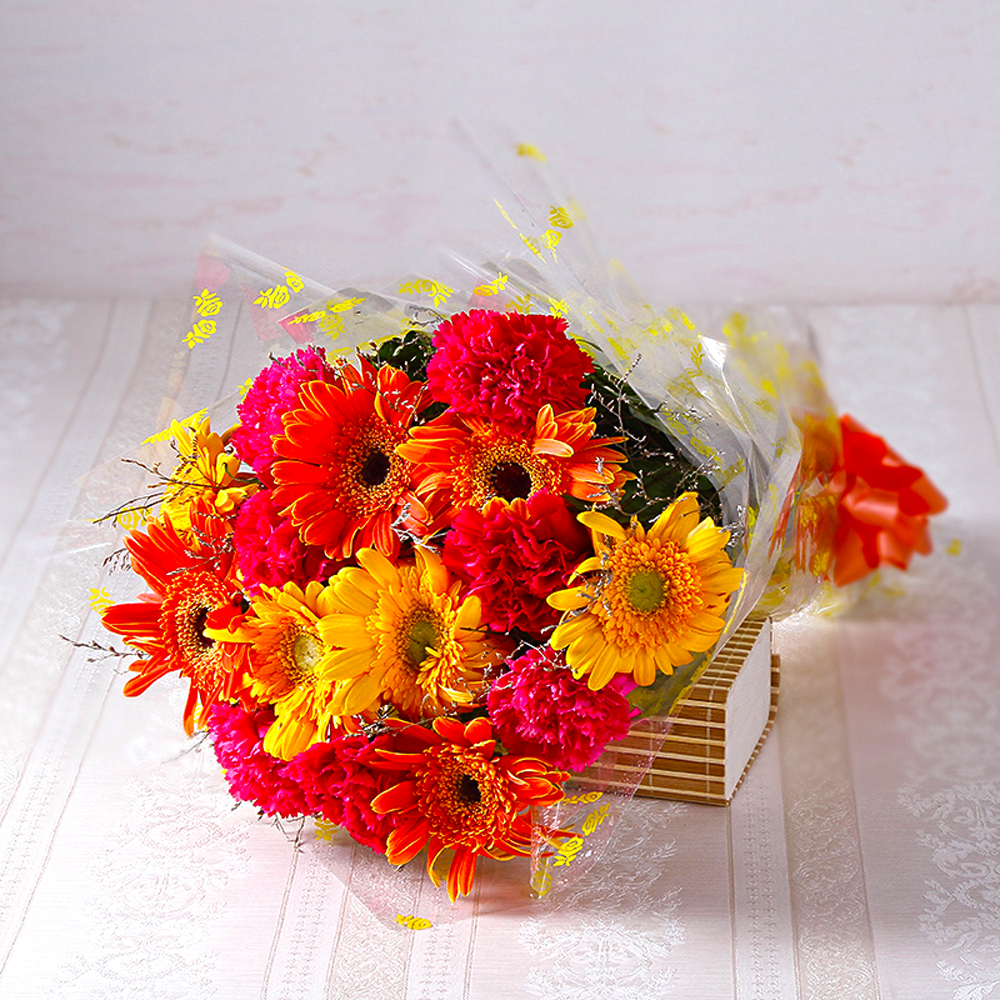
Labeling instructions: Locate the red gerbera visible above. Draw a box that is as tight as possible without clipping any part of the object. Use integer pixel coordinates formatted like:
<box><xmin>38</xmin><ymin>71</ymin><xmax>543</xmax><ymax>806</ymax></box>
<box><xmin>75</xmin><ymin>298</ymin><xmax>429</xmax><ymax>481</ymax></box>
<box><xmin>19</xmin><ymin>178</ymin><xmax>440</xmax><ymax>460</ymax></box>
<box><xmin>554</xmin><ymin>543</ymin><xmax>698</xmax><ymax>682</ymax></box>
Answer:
<box><xmin>442</xmin><ymin>491</ymin><xmax>591</xmax><ymax>634</ymax></box>
<box><xmin>370</xmin><ymin>717</ymin><xmax>567</xmax><ymax>901</ymax></box>
<box><xmin>231</xmin><ymin>346</ymin><xmax>338</xmax><ymax>484</ymax></box>
<box><xmin>426</xmin><ymin>310</ymin><xmax>593</xmax><ymax>434</ymax></box>
<box><xmin>102</xmin><ymin>500</ymin><xmax>249</xmax><ymax>734</ymax></box>
<box><xmin>271</xmin><ymin>358</ymin><xmax>429</xmax><ymax>560</ymax></box>
<box><xmin>487</xmin><ymin>647</ymin><xmax>637</xmax><ymax>772</ymax></box>
<box><xmin>829</xmin><ymin>414</ymin><xmax>948</xmax><ymax>586</ymax></box>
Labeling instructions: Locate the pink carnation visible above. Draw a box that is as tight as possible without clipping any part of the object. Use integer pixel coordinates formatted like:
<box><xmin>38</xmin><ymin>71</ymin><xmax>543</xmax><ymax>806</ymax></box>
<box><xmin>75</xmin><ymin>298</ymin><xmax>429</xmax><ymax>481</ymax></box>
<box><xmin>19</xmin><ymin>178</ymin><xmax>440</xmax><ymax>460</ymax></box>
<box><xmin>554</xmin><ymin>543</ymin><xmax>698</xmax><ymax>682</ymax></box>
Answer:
<box><xmin>443</xmin><ymin>491</ymin><xmax>590</xmax><ymax>635</ymax></box>
<box><xmin>207</xmin><ymin>703</ymin><xmax>310</xmax><ymax>818</ymax></box>
<box><xmin>233</xmin><ymin>489</ymin><xmax>339</xmax><ymax>595</ymax></box>
<box><xmin>231</xmin><ymin>346</ymin><xmax>336</xmax><ymax>484</ymax></box>
<box><xmin>285</xmin><ymin>734</ymin><xmax>397</xmax><ymax>854</ymax></box>
<box><xmin>426</xmin><ymin>311</ymin><xmax>592</xmax><ymax>434</ymax></box>
<box><xmin>487</xmin><ymin>647</ymin><xmax>636</xmax><ymax>772</ymax></box>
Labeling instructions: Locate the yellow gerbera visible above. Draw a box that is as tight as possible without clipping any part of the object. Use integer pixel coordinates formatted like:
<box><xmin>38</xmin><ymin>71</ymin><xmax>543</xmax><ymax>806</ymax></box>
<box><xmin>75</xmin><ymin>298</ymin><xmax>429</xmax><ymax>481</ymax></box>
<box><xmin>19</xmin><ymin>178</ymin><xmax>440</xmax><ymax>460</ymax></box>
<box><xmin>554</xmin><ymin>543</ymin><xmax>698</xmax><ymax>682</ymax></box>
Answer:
<box><xmin>548</xmin><ymin>492</ymin><xmax>744</xmax><ymax>689</ymax></box>
<box><xmin>211</xmin><ymin>580</ymin><xmax>349</xmax><ymax>760</ymax></box>
<box><xmin>161</xmin><ymin>417</ymin><xmax>256</xmax><ymax>532</ymax></box>
<box><xmin>318</xmin><ymin>547</ymin><xmax>508</xmax><ymax>720</ymax></box>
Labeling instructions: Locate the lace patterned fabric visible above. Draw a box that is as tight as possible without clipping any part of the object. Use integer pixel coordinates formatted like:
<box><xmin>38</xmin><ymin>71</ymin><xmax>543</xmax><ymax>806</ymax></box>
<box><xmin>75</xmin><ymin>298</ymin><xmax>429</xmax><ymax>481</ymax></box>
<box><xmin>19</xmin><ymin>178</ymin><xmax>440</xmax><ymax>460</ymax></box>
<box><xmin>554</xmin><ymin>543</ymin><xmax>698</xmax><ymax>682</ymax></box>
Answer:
<box><xmin>518</xmin><ymin>798</ymin><xmax>686</xmax><ymax>1000</ymax></box>
<box><xmin>42</xmin><ymin>717</ymin><xmax>254</xmax><ymax>999</ymax></box>
<box><xmin>0</xmin><ymin>300</ymin><xmax>997</xmax><ymax>998</ymax></box>
<box><xmin>813</xmin><ymin>306</ymin><xmax>1000</xmax><ymax>999</ymax></box>
<box><xmin>835</xmin><ymin>541</ymin><xmax>1000</xmax><ymax>1000</ymax></box>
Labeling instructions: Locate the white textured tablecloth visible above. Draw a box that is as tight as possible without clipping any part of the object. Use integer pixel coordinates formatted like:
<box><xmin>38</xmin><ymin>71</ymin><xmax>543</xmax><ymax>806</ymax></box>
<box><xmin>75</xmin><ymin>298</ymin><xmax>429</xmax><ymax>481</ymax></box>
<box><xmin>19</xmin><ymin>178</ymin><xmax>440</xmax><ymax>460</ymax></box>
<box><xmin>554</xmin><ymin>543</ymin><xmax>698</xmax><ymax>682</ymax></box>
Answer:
<box><xmin>0</xmin><ymin>300</ymin><xmax>997</xmax><ymax>999</ymax></box>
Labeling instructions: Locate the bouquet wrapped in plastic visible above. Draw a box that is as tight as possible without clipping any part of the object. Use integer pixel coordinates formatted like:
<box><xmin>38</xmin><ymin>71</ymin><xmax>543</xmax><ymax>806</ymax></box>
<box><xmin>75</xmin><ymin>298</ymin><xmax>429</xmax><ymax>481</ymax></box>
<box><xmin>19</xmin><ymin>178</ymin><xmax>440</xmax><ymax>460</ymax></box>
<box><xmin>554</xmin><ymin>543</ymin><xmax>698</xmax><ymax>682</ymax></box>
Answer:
<box><xmin>91</xmin><ymin>143</ymin><xmax>946</xmax><ymax>903</ymax></box>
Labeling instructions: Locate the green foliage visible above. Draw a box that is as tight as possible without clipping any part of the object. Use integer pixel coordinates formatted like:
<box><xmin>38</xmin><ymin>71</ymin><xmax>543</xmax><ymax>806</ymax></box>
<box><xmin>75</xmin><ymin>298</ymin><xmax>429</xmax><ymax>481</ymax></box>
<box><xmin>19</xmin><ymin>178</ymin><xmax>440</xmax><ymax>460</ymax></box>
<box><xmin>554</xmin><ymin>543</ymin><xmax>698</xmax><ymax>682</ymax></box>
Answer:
<box><xmin>585</xmin><ymin>366</ymin><xmax>722</xmax><ymax>526</ymax></box>
<box><xmin>365</xmin><ymin>327</ymin><xmax>436</xmax><ymax>381</ymax></box>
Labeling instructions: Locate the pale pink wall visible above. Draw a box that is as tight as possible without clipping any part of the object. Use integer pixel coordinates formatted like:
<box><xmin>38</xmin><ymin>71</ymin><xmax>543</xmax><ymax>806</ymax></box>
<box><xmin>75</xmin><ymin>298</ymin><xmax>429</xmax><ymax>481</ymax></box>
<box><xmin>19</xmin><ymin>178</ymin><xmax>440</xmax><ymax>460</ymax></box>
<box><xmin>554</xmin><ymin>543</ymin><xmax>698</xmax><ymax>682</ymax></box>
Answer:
<box><xmin>2</xmin><ymin>1</ymin><xmax>998</xmax><ymax>303</ymax></box>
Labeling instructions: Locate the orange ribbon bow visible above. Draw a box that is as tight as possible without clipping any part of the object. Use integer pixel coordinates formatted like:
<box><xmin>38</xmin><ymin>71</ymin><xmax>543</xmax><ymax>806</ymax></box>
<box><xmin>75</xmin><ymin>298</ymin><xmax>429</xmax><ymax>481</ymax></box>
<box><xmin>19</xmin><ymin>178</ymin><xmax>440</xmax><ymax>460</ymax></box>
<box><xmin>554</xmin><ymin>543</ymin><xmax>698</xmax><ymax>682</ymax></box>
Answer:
<box><xmin>829</xmin><ymin>415</ymin><xmax>947</xmax><ymax>587</ymax></box>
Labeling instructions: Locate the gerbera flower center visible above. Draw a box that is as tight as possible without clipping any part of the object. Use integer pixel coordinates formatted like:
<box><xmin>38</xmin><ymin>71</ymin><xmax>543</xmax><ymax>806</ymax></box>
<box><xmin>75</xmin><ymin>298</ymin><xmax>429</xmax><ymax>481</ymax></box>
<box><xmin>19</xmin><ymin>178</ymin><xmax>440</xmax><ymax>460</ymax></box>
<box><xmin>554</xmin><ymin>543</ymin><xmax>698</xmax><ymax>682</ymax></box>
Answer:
<box><xmin>369</xmin><ymin>578</ymin><xmax>484</xmax><ymax>715</ymax></box>
<box><xmin>291</xmin><ymin>629</ymin><xmax>325</xmax><ymax>680</ymax></box>
<box><xmin>467</xmin><ymin>436</ymin><xmax>555</xmax><ymax>507</ymax></box>
<box><xmin>416</xmin><ymin>746</ymin><xmax>507</xmax><ymax>840</ymax></box>
<box><xmin>342</xmin><ymin>422</ymin><xmax>409</xmax><ymax>512</ymax></box>
<box><xmin>488</xmin><ymin>460</ymin><xmax>533</xmax><ymax>501</ymax></box>
<box><xmin>360</xmin><ymin>448</ymin><xmax>392</xmax><ymax>487</ymax></box>
<box><xmin>403</xmin><ymin>612</ymin><xmax>441</xmax><ymax>670</ymax></box>
<box><xmin>232</xmin><ymin>585</ymin><xmax>348</xmax><ymax>760</ymax></box>
<box><xmin>399</xmin><ymin>607</ymin><xmax>441</xmax><ymax>672</ymax></box>
<box><xmin>457</xmin><ymin>773</ymin><xmax>482</xmax><ymax>806</ymax></box>
<box><xmin>625</xmin><ymin>568</ymin><xmax>666</xmax><ymax>614</ymax></box>
<box><xmin>160</xmin><ymin>571</ymin><xmax>235</xmax><ymax>682</ymax></box>
<box><xmin>600</xmin><ymin>539</ymin><xmax>704</xmax><ymax>649</ymax></box>
<box><xmin>191</xmin><ymin>606</ymin><xmax>216</xmax><ymax>650</ymax></box>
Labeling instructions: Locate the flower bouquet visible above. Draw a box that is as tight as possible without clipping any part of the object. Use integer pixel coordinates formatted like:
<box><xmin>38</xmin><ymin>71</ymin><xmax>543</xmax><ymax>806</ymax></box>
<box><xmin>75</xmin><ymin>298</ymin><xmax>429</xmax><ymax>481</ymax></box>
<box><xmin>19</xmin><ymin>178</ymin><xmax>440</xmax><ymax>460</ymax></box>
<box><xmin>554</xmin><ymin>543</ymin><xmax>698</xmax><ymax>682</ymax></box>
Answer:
<box><xmin>90</xmin><ymin>145</ymin><xmax>946</xmax><ymax>904</ymax></box>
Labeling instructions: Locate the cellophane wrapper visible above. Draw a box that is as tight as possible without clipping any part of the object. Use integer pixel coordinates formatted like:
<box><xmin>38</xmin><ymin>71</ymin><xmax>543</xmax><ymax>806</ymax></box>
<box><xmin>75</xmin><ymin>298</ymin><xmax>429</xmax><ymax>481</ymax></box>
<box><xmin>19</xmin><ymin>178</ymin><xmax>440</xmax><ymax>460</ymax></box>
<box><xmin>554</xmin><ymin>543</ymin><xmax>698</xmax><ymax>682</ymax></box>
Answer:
<box><xmin>81</xmin><ymin>139</ymin><xmax>840</xmax><ymax>914</ymax></box>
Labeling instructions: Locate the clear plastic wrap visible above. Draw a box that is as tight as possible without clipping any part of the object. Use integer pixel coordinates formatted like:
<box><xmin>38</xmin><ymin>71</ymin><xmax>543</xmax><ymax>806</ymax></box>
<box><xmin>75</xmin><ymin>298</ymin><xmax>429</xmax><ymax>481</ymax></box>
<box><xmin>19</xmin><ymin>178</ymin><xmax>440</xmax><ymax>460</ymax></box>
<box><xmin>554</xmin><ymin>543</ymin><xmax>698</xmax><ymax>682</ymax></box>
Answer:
<box><xmin>77</xmin><ymin>137</ymin><xmax>910</xmax><ymax>915</ymax></box>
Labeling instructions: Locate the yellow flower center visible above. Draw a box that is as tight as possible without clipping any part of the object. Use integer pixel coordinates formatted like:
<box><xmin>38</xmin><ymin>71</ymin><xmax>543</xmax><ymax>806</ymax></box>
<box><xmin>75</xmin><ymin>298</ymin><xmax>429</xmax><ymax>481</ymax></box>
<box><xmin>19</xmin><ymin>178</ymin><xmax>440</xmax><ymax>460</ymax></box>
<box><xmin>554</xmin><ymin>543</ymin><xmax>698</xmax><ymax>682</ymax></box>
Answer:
<box><xmin>246</xmin><ymin>621</ymin><xmax>327</xmax><ymax>693</ymax></box>
<box><xmin>290</xmin><ymin>629</ymin><xmax>324</xmax><ymax>682</ymax></box>
<box><xmin>404</xmin><ymin>613</ymin><xmax>441</xmax><ymax>670</ymax></box>
<box><xmin>373</xmin><ymin>582</ymin><xmax>472</xmax><ymax>715</ymax></box>
<box><xmin>625</xmin><ymin>568</ymin><xmax>665</xmax><ymax>613</ymax></box>
<box><xmin>599</xmin><ymin>537</ymin><xmax>704</xmax><ymax>649</ymax></box>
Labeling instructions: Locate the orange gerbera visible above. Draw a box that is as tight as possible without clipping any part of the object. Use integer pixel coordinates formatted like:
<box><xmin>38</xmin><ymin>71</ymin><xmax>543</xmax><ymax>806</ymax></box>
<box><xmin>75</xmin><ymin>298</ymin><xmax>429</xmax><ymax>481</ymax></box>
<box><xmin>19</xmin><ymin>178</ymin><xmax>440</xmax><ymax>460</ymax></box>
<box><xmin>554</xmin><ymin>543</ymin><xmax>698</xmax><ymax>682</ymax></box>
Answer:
<box><xmin>370</xmin><ymin>717</ymin><xmax>567</xmax><ymax>901</ymax></box>
<box><xmin>396</xmin><ymin>405</ymin><xmax>631</xmax><ymax>515</ymax></box>
<box><xmin>271</xmin><ymin>358</ymin><xmax>428</xmax><ymax>560</ymax></box>
<box><xmin>102</xmin><ymin>500</ymin><xmax>248</xmax><ymax>734</ymax></box>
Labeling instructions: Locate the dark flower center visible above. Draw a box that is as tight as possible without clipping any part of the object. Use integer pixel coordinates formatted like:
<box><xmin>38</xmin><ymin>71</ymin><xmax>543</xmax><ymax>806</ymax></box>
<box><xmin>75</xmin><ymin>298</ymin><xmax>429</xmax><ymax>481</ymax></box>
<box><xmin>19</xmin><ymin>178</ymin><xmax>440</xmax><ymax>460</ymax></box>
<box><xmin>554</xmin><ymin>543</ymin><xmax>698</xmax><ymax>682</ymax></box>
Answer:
<box><xmin>489</xmin><ymin>461</ymin><xmax>532</xmax><ymax>501</ymax></box>
<box><xmin>191</xmin><ymin>606</ymin><xmax>215</xmax><ymax>650</ymax></box>
<box><xmin>457</xmin><ymin>774</ymin><xmax>482</xmax><ymax>805</ymax></box>
<box><xmin>360</xmin><ymin>449</ymin><xmax>392</xmax><ymax>487</ymax></box>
